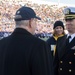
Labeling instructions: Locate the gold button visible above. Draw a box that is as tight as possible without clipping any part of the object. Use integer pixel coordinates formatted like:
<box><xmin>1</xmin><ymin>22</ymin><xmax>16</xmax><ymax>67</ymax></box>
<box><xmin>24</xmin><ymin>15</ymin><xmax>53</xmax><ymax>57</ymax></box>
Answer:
<box><xmin>60</xmin><ymin>68</ymin><xmax>62</xmax><ymax>70</ymax></box>
<box><xmin>60</xmin><ymin>61</ymin><xmax>63</xmax><ymax>63</ymax></box>
<box><xmin>69</xmin><ymin>69</ymin><xmax>72</xmax><ymax>72</ymax></box>
<box><xmin>74</xmin><ymin>53</ymin><xmax>75</xmax><ymax>55</ymax></box>
<box><xmin>69</xmin><ymin>62</ymin><xmax>72</xmax><ymax>64</ymax></box>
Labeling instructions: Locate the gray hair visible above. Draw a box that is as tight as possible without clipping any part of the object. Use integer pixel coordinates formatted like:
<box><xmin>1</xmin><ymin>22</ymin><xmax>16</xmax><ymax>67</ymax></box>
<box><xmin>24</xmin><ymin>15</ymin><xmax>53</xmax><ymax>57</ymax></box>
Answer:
<box><xmin>15</xmin><ymin>20</ymin><xmax>29</xmax><ymax>27</ymax></box>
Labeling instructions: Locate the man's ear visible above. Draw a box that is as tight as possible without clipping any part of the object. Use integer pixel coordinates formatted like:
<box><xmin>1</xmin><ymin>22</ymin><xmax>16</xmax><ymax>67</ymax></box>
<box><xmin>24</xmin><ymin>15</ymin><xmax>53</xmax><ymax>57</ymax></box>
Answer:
<box><xmin>29</xmin><ymin>19</ymin><xmax>32</xmax><ymax>28</ymax></box>
<box><xmin>29</xmin><ymin>19</ymin><xmax>33</xmax><ymax>28</ymax></box>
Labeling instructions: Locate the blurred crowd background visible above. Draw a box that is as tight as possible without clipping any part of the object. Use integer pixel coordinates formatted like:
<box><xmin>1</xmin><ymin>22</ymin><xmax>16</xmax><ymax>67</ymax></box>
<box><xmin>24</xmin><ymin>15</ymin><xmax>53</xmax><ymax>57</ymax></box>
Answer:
<box><xmin>0</xmin><ymin>0</ymin><xmax>67</xmax><ymax>38</ymax></box>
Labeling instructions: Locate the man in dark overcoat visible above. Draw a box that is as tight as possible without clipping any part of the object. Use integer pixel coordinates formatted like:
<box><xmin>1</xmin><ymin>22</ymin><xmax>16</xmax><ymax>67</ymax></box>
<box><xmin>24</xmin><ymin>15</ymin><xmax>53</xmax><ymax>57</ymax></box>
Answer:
<box><xmin>0</xmin><ymin>6</ymin><xmax>53</xmax><ymax>75</ymax></box>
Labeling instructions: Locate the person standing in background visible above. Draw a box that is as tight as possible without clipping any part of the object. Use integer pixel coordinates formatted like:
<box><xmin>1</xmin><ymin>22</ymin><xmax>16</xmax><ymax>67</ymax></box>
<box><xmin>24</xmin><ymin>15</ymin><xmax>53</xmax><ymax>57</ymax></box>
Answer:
<box><xmin>0</xmin><ymin>6</ymin><xmax>53</xmax><ymax>75</ymax></box>
<box><xmin>46</xmin><ymin>20</ymin><xmax>65</xmax><ymax>58</ymax></box>
<box><xmin>53</xmin><ymin>7</ymin><xmax>75</xmax><ymax>75</ymax></box>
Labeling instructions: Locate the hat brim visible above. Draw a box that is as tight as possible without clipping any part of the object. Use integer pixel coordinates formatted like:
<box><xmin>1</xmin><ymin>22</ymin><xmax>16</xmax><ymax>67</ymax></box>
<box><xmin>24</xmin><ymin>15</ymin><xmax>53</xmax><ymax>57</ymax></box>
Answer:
<box><xmin>35</xmin><ymin>16</ymin><xmax>41</xmax><ymax>20</ymax></box>
<box><xmin>65</xmin><ymin>15</ymin><xmax>75</xmax><ymax>20</ymax></box>
<box><xmin>65</xmin><ymin>17</ymin><xmax>75</xmax><ymax>20</ymax></box>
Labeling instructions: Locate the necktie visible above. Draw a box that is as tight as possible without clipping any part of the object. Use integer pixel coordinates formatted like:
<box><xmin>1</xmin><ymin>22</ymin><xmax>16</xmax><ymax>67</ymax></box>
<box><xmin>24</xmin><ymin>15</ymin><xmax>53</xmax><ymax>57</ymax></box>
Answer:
<box><xmin>66</xmin><ymin>36</ymin><xmax>71</xmax><ymax>45</ymax></box>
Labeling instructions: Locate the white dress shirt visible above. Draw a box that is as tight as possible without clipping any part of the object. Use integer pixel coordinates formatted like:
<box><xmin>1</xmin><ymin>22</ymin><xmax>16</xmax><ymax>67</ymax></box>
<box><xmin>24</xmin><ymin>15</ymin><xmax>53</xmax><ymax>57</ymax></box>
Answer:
<box><xmin>67</xmin><ymin>33</ymin><xmax>75</xmax><ymax>43</ymax></box>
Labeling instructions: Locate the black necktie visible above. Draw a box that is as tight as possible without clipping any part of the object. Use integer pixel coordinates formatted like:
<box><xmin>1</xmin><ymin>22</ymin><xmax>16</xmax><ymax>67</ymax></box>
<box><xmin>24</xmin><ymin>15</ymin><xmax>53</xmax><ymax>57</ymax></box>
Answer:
<box><xmin>66</xmin><ymin>36</ymin><xmax>71</xmax><ymax>45</ymax></box>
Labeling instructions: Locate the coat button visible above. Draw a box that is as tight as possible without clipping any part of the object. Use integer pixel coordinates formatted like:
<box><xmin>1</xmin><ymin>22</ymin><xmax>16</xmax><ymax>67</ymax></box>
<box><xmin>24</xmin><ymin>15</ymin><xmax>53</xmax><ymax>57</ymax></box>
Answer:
<box><xmin>69</xmin><ymin>62</ymin><xmax>72</xmax><ymax>64</ymax></box>
<box><xmin>60</xmin><ymin>68</ymin><xmax>62</xmax><ymax>70</ymax></box>
<box><xmin>60</xmin><ymin>61</ymin><xmax>63</xmax><ymax>63</ymax></box>
<box><xmin>69</xmin><ymin>69</ymin><xmax>72</xmax><ymax>72</ymax></box>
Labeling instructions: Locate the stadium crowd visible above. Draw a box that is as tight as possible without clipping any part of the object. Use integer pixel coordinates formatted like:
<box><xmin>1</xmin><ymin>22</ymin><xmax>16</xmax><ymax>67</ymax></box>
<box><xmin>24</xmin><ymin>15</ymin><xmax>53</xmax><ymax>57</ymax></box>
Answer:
<box><xmin>0</xmin><ymin>0</ymin><xmax>67</xmax><ymax>38</ymax></box>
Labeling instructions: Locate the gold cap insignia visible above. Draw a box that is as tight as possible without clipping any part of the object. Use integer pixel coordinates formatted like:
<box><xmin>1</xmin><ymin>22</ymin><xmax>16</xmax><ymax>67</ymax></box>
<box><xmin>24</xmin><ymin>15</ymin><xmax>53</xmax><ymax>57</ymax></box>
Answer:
<box><xmin>65</xmin><ymin>9</ymin><xmax>70</xmax><ymax>15</ymax></box>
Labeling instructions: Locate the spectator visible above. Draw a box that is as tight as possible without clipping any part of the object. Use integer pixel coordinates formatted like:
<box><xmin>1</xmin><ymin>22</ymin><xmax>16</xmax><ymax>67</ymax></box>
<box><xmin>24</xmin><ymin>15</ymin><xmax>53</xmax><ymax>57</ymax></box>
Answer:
<box><xmin>46</xmin><ymin>20</ymin><xmax>65</xmax><ymax>58</ymax></box>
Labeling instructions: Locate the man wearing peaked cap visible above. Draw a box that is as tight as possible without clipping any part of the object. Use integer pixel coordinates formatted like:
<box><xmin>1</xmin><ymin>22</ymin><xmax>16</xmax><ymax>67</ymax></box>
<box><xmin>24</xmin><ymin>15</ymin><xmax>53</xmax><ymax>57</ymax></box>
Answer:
<box><xmin>63</xmin><ymin>7</ymin><xmax>75</xmax><ymax>20</ymax></box>
<box><xmin>0</xmin><ymin>6</ymin><xmax>53</xmax><ymax>75</ymax></box>
<box><xmin>53</xmin><ymin>7</ymin><xmax>75</xmax><ymax>75</ymax></box>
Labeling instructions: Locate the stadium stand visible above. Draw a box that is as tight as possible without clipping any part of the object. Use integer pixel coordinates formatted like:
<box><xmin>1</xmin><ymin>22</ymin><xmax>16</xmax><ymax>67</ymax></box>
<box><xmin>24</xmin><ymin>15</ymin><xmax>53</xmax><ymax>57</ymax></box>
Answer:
<box><xmin>0</xmin><ymin>0</ymin><xmax>67</xmax><ymax>38</ymax></box>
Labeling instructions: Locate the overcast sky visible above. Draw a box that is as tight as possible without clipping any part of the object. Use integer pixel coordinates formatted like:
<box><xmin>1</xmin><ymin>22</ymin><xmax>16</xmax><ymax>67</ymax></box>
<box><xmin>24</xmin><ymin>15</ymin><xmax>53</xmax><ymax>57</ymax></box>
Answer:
<box><xmin>29</xmin><ymin>0</ymin><xmax>75</xmax><ymax>7</ymax></box>
<box><xmin>41</xmin><ymin>0</ymin><xmax>75</xmax><ymax>6</ymax></box>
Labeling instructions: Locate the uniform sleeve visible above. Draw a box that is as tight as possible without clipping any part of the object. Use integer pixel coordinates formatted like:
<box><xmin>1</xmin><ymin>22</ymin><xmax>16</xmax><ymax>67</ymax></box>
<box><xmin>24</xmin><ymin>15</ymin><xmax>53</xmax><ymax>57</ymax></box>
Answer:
<box><xmin>30</xmin><ymin>41</ymin><xmax>54</xmax><ymax>75</ymax></box>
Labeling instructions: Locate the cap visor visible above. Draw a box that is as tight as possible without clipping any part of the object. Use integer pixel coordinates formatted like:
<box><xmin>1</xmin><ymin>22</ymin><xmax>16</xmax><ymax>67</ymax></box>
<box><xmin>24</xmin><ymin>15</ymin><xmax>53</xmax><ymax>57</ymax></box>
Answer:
<box><xmin>35</xmin><ymin>16</ymin><xmax>41</xmax><ymax>20</ymax></box>
<box><xmin>65</xmin><ymin>18</ymin><xmax>75</xmax><ymax>21</ymax></box>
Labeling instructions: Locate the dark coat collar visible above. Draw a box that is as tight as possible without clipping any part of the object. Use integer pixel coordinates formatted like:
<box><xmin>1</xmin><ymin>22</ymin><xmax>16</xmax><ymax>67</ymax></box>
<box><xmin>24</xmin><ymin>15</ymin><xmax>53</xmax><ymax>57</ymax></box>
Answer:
<box><xmin>12</xmin><ymin>28</ymin><xmax>32</xmax><ymax>36</ymax></box>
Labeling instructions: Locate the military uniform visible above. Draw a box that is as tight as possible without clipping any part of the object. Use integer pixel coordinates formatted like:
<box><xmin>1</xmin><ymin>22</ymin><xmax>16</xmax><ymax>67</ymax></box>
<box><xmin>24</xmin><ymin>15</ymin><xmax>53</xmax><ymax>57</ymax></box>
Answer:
<box><xmin>53</xmin><ymin>7</ymin><xmax>75</xmax><ymax>75</ymax></box>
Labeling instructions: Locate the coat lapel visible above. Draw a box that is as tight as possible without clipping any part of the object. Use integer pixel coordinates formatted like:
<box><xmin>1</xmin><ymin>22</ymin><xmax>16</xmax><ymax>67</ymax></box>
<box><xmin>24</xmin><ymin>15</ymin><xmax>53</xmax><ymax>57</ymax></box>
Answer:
<box><xmin>60</xmin><ymin>37</ymin><xmax>75</xmax><ymax>59</ymax></box>
<box><xmin>67</xmin><ymin>37</ymin><xmax>75</xmax><ymax>49</ymax></box>
<box><xmin>58</xmin><ymin>35</ymin><xmax>67</xmax><ymax>59</ymax></box>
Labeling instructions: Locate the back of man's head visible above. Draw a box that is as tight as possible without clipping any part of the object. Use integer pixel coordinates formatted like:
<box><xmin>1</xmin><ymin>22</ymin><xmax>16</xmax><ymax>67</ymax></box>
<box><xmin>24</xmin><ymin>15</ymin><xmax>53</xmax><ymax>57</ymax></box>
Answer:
<box><xmin>14</xmin><ymin>6</ymin><xmax>41</xmax><ymax>34</ymax></box>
